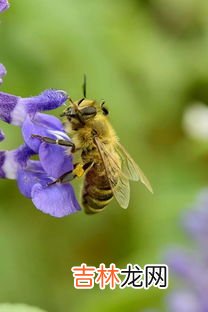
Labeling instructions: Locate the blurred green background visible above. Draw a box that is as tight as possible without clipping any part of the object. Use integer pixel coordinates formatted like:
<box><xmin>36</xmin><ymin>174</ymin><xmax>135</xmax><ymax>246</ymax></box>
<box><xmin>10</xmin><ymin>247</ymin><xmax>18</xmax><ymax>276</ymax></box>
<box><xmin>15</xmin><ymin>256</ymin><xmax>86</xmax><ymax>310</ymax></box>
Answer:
<box><xmin>0</xmin><ymin>0</ymin><xmax>208</xmax><ymax>311</ymax></box>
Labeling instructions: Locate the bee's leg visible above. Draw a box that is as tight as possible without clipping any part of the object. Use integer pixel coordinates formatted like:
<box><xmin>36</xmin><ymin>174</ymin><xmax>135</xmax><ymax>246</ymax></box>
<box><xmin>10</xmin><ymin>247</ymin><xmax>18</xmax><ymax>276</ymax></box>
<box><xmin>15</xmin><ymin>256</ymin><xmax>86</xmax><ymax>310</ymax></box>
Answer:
<box><xmin>48</xmin><ymin>162</ymin><xmax>93</xmax><ymax>186</ymax></box>
<box><xmin>31</xmin><ymin>134</ymin><xmax>75</xmax><ymax>152</ymax></box>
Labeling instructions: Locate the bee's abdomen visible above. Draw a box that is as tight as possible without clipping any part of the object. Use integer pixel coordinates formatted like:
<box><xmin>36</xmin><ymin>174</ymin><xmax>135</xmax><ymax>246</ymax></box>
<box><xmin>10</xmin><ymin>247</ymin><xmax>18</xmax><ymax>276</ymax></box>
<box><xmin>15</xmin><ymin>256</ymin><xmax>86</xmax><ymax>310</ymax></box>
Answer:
<box><xmin>82</xmin><ymin>168</ymin><xmax>114</xmax><ymax>214</ymax></box>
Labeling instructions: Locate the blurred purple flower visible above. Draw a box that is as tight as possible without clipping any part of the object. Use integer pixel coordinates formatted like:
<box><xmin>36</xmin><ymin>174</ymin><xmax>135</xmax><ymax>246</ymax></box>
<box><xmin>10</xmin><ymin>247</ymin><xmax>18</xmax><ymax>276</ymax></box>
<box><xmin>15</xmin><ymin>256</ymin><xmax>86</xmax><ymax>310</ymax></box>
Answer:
<box><xmin>0</xmin><ymin>89</ymin><xmax>81</xmax><ymax>217</ymax></box>
<box><xmin>0</xmin><ymin>0</ymin><xmax>9</xmax><ymax>12</ymax></box>
<box><xmin>165</xmin><ymin>190</ymin><xmax>208</xmax><ymax>312</ymax></box>
<box><xmin>0</xmin><ymin>64</ymin><xmax>6</xmax><ymax>84</ymax></box>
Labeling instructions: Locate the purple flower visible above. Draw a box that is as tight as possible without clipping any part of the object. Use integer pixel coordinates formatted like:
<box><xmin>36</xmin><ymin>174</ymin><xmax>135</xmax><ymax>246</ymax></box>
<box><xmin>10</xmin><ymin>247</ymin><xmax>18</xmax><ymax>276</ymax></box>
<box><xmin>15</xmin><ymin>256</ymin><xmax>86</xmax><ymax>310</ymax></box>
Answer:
<box><xmin>0</xmin><ymin>0</ymin><xmax>80</xmax><ymax>217</ymax></box>
<box><xmin>165</xmin><ymin>190</ymin><xmax>208</xmax><ymax>312</ymax></box>
<box><xmin>0</xmin><ymin>89</ymin><xmax>81</xmax><ymax>217</ymax></box>
<box><xmin>17</xmin><ymin>160</ymin><xmax>80</xmax><ymax>217</ymax></box>
<box><xmin>0</xmin><ymin>144</ymin><xmax>35</xmax><ymax>179</ymax></box>
<box><xmin>0</xmin><ymin>89</ymin><xmax>68</xmax><ymax>125</ymax></box>
<box><xmin>0</xmin><ymin>64</ymin><xmax>7</xmax><ymax>85</ymax></box>
<box><xmin>0</xmin><ymin>0</ymin><xmax>9</xmax><ymax>12</ymax></box>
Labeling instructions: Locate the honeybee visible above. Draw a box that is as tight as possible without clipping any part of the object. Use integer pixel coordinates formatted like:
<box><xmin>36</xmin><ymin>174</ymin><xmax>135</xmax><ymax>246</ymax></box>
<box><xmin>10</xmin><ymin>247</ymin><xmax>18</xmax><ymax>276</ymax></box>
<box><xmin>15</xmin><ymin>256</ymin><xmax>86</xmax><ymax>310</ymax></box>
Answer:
<box><xmin>33</xmin><ymin>79</ymin><xmax>153</xmax><ymax>214</ymax></box>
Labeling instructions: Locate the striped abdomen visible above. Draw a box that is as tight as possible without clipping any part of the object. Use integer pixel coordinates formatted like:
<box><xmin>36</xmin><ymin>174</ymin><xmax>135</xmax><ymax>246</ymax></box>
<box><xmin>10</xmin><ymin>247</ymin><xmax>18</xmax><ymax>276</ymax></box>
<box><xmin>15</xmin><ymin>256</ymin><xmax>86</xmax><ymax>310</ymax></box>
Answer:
<box><xmin>82</xmin><ymin>164</ymin><xmax>116</xmax><ymax>214</ymax></box>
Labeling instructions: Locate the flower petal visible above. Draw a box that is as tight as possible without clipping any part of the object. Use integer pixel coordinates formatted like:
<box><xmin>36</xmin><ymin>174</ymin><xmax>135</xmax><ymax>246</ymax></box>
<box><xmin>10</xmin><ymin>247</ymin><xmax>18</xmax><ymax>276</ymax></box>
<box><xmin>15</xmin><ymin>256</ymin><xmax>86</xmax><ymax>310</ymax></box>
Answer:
<box><xmin>22</xmin><ymin>113</ymin><xmax>70</xmax><ymax>152</ymax></box>
<box><xmin>31</xmin><ymin>183</ymin><xmax>81</xmax><ymax>217</ymax></box>
<box><xmin>20</xmin><ymin>89</ymin><xmax>68</xmax><ymax>114</ymax></box>
<box><xmin>39</xmin><ymin>142</ymin><xmax>73</xmax><ymax>178</ymax></box>
<box><xmin>0</xmin><ymin>144</ymin><xmax>35</xmax><ymax>179</ymax></box>
<box><xmin>0</xmin><ymin>64</ymin><xmax>7</xmax><ymax>84</ymax></box>
<box><xmin>0</xmin><ymin>0</ymin><xmax>9</xmax><ymax>12</ymax></box>
<box><xmin>0</xmin><ymin>89</ymin><xmax>68</xmax><ymax>126</ymax></box>
<box><xmin>17</xmin><ymin>161</ymin><xmax>52</xmax><ymax>198</ymax></box>
<box><xmin>0</xmin><ymin>92</ymin><xmax>21</xmax><ymax>124</ymax></box>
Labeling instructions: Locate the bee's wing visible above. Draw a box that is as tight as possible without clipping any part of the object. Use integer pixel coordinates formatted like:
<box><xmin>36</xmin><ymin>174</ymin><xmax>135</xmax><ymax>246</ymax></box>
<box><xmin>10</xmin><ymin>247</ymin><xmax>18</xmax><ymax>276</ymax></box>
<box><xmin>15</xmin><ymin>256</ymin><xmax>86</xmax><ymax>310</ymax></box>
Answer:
<box><xmin>94</xmin><ymin>137</ymin><xmax>130</xmax><ymax>209</ymax></box>
<box><xmin>116</xmin><ymin>142</ymin><xmax>153</xmax><ymax>193</ymax></box>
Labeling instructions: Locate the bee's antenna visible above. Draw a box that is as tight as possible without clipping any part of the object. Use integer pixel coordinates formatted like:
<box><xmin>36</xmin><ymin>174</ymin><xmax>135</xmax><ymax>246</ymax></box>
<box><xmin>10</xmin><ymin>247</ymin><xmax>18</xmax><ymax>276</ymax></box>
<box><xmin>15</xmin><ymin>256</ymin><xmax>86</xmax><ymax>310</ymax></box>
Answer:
<box><xmin>83</xmin><ymin>74</ymin><xmax>87</xmax><ymax>98</ymax></box>
<box><xmin>68</xmin><ymin>97</ymin><xmax>74</xmax><ymax>105</ymax></box>
<box><xmin>78</xmin><ymin>98</ymin><xmax>85</xmax><ymax>105</ymax></box>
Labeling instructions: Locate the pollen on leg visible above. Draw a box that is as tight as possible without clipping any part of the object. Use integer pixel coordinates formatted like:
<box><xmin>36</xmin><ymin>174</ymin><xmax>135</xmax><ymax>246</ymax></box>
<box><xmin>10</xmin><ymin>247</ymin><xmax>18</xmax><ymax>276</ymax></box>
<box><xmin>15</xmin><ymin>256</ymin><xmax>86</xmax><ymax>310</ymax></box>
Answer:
<box><xmin>73</xmin><ymin>163</ymin><xmax>85</xmax><ymax>177</ymax></box>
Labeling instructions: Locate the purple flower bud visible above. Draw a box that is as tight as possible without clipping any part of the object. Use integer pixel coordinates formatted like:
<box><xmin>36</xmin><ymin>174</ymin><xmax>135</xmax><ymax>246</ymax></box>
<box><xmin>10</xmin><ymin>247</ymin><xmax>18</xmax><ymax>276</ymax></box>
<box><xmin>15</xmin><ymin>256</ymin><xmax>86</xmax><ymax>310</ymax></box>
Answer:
<box><xmin>20</xmin><ymin>89</ymin><xmax>68</xmax><ymax>114</ymax></box>
<box><xmin>0</xmin><ymin>89</ymin><xmax>68</xmax><ymax>126</ymax></box>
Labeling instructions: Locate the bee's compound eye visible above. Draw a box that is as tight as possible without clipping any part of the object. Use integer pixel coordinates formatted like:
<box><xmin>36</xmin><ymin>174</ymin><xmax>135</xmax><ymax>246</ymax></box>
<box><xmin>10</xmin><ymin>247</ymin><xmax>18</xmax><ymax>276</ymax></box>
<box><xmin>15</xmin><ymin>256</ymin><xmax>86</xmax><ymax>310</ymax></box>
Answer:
<box><xmin>80</xmin><ymin>106</ymin><xmax>97</xmax><ymax>117</ymax></box>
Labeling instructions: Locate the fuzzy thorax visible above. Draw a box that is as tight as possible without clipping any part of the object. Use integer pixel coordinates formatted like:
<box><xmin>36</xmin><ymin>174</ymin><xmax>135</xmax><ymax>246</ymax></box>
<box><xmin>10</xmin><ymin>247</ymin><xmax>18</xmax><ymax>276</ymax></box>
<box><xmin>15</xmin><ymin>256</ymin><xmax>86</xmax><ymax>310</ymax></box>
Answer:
<box><xmin>66</xmin><ymin>114</ymin><xmax>118</xmax><ymax>151</ymax></box>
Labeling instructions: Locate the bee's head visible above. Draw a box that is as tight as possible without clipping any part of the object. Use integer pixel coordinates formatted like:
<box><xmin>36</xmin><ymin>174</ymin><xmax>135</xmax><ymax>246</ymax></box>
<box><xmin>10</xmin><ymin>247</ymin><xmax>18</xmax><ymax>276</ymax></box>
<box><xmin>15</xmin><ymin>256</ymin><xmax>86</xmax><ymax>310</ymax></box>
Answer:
<box><xmin>60</xmin><ymin>76</ymin><xmax>109</xmax><ymax>123</ymax></box>
<box><xmin>61</xmin><ymin>98</ymin><xmax>98</xmax><ymax>123</ymax></box>
<box><xmin>61</xmin><ymin>98</ymin><xmax>109</xmax><ymax>123</ymax></box>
